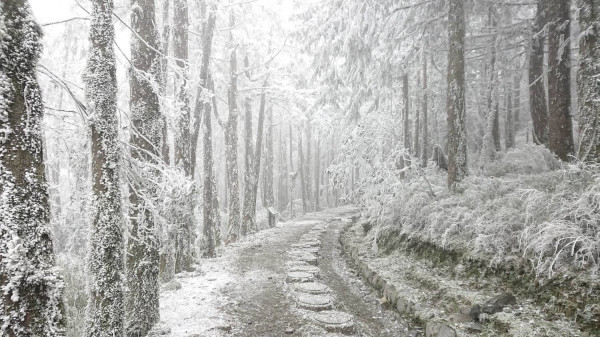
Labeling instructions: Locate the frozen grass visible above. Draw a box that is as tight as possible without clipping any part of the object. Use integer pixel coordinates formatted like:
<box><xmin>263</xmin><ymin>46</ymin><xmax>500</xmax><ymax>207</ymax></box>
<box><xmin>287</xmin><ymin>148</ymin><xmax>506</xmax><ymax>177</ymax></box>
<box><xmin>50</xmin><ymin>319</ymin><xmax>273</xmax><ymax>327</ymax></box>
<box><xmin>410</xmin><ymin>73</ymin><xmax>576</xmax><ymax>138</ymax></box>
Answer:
<box><xmin>359</xmin><ymin>144</ymin><xmax>600</xmax><ymax>278</ymax></box>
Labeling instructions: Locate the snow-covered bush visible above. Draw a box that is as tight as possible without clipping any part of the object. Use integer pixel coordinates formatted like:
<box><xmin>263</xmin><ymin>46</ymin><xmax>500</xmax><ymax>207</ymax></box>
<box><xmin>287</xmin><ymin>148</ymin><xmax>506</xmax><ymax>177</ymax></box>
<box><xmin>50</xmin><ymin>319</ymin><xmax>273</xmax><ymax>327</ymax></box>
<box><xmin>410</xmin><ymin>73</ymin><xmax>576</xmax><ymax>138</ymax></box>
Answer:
<box><xmin>349</xmin><ymin>143</ymin><xmax>600</xmax><ymax>277</ymax></box>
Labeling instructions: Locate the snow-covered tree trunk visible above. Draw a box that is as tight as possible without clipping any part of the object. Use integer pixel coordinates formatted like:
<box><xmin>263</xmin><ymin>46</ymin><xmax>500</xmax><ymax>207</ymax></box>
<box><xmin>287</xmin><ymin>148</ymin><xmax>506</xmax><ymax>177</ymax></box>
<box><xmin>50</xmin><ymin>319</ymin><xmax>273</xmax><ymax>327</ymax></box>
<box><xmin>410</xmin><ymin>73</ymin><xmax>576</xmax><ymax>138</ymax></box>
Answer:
<box><xmin>422</xmin><ymin>52</ymin><xmax>429</xmax><ymax>167</ymax></box>
<box><xmin>505</xmin><ymin>84</ymin><xmax>515</xmax><ymax>149</ymax></box>
<box><xmin>513</xmin><ymin>76</ymin><xmax>521</xmax><ymax>130</ymax></box>
<box><xmin>529</xmin><ymin>0</ymin><xmax>549</xmax><ymax>145</ymax></box>
<box><xmin>160</xmin><ymin>0</ymin><xmax>170</xmax><ymax>164</ymax></box>
<box><xmin>278</xmin><ymin>124</ymin><xmax>288</xmax><ymax>210</ymax></box>
<box><xmin>304</xmin><ymin>117</ymin><xmax>312</xmax><ymax>209</ymax></box>
<box><xmin>446</xmin><ymin>0</ymin><xmax>468</xmax><ymax>188</ymax></box>
<box><xmin>241</xmin><ymin>97</ymin><xmax>254</xmax><ymax>235</ymax></box>
<box><xmin>172</xmin><ymin>0</ymin><xmax>194</xmax><ymax>272</ymax></box>
<box><xmin>84</xmin><ymin>0</ymin><xmax>125</xmax><ymax>335</ymax></box>
<box><xmin>414</xmin><ymin>75</ymin><xmax>421</xmax><ymax>159</ymax></box>
<box><xmin>400</xmin><ymin>73</ymin><xmax>409</xmax><ymax>175</ymax></box>
<box><xmin>481</xmin><ymin>8</ymin><xmax>498</xmax><ymax>164</ymax></box>
<box><xmin>264</xmin><ymin>106</ymin><xmax>275</xmax><ymax>226</ymax></box>
<box><xmin>225</xmin><ymin>30</ymin><xmax>241</xmax><ymax>242</ymax></box>
<box><xmin>314</xmin><ymin>135</ymin><xmax>320</xmax><ymax>211</ymax></box>
<box><xmin>578</xmin><ymin>0</ymin><xmax>600</xmax><ymax>162</ymax></box>
<box><xmin>125</xmin><ymin>0</ymin><xmax>162</xmax><ymax>335</ymax></box>
<box><xmin>0</xmin><ymin>1</ymin><xmax>65</xmax><ymax>335</ymax></box>
<box><xmin>289</xmin><ymin>124</ymin><xmax>296</xmax><ymax>218</ymax></box>
<box><xmin>198</xmin><ymin>2</ymin><xmax>217</xmax><ymax>257</ymax></box>
<box><xmin>298</xmin><ymin>131</ymin><xmax>307</xmax><ymax>214</ymax></box>
<box><xmin>547</xmin><ymin>0</ymin><xmax>574</xmax><ymax>161</ymax></box>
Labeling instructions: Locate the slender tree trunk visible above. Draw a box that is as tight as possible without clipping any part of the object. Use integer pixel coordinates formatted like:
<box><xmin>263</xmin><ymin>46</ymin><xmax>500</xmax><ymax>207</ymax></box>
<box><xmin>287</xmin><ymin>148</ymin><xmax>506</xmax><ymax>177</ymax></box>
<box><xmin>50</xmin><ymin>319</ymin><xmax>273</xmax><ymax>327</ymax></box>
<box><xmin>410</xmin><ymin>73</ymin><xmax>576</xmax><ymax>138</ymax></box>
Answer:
<box><xmin>513</xmin><ymin>75</ymin><xmax>521</xmax><ymax>130</ymax></box>
<box><xmin>578</xmin><ymin>0</ymin><xmax>600</xmax><ymax>162</ymax></box>
<box><xmin>173</xmin><ymin>0</ymin><xmax>193</xmax><ymax>273</ymax></box>
<box><xmin>158</xmin><ymin>0</ymin><xmax>172</xmax><ymax>282</ymax></box>
<box><xmin>505</xmin><ymin>84</ymin><xmax>516</xmax><ymax>149</ymax></box>
<box><xmin>160</xmin><ymin>0</ymin><xmax>170</xmax><ymax>163</ymax></box>
<box><xmin>482</xmin><ymin>8</ymin><xmax>498</xmax><ymax>164</ymax></box>
<box><xmin>414</xmin><ymin>75</ymin><xmax>421</xmax><ymax>159</ymax></box>
<box><xmin>447</xmin><ymin>0</ymin><xmax>468</xmax><ymax>188</ymax></box>
<box><xmin>225</xmin><ymin>16</ymin><xmax>241</xmax><ymax>242</ymax></box>
<box><xmin>305</xmin><ymin>117</ymin><xmax>312</xmax><ymax>209</ymax></box>
<box><xmin>242</xmin><ymin>97</ymin><xmax>254</xmax><ymax>235</ymax></box>
<box><xmin>422</xmin><ymin>51</ymin><xmax>429</xmax><ymax>166</ymax></box>
<box><xmin>85</xmin><ymin>0</ymin><xmax>124</xmax><ymax>335</ymax></box>
<box><xmin>547</xmin><ymin>0</ymin><xmax>575</xmax><ymax>161</ymax></box>
<box><xmin>0</xmin><ymin>1</ymin><xmax>65</xmax><ymax>335</ymax></box>
<box><xmin>197</xmin><ymin>2</ymin><xmax>218</xmax><ymax>257</ymax></box>
<box><xmin>244</xmin><ymin>84</ymin><xmax>268</xmax><ymax>232</ymax></box>
<box><xmin>264</xmin><ymin>107</ymin><xmax>275</xmax><ymax>226</ymax></box>
<box><xmin>289</xmin><ymin>124</ymin><xmax>295</xmax><ymax>218</ymax></box>
<box><xmin>402</xmin><ymin>73</ymin><xmax>410</xmax><ymax>152</ymax></box>
<box><xmin>530</xmin><ymin>0</ymin><xmax>549</xmax><ymax>145</ymax></box>
<box><xmin>298</xmin><ymin>131</ymin><xmax>308</xmax><ymax>214</ymax></box>
<box><xmin>314</xmin><ymin>135</ymin><xmax>321</xmax><ymax>211</ymax></box>
<box><xmin>126</xmin><ymin>0</ymin><xmax>162</xmax><ymax>335</ymax></box>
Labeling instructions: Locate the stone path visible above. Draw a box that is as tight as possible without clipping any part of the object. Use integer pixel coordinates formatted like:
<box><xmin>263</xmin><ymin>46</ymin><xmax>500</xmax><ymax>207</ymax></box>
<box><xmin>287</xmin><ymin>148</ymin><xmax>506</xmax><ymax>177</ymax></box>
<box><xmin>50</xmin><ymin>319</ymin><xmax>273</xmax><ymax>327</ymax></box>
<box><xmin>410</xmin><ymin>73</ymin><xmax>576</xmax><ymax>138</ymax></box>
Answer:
<box><xmin>223</xmin><ymin>206</ymin><xmax>408</xmax><ymax>336</ymax></box>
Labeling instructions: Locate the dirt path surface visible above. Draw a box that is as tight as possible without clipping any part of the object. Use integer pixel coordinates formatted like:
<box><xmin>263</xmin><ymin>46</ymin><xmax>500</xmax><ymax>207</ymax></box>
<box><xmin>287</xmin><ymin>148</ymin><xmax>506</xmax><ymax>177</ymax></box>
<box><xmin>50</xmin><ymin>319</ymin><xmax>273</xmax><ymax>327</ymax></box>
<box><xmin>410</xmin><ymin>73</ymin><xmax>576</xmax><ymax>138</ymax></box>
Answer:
<box><xmin>224</xmin><ymin>206</ymin><xmax>407</xmax><ymax>336</ymax></box>
<box><xmin>154</xmin><ymin>206</ymin><xmax>409</xmax><ymax>337</ymax></box>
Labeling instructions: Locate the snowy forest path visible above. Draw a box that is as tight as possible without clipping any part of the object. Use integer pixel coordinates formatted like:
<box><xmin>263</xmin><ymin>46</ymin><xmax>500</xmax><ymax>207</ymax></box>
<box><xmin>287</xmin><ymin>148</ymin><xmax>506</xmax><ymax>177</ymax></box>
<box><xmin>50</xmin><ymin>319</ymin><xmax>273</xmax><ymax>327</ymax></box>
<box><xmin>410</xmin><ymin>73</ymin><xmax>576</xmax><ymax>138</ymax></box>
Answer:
<box><xmin>154</xmin><ymin>205</ymin><xmax>409</xmax><ymax>336</ymax></box>
<box><xmin>223</xmin><ymin>205</ymin><xmax>407</xmax><ymax>336</ymax></box>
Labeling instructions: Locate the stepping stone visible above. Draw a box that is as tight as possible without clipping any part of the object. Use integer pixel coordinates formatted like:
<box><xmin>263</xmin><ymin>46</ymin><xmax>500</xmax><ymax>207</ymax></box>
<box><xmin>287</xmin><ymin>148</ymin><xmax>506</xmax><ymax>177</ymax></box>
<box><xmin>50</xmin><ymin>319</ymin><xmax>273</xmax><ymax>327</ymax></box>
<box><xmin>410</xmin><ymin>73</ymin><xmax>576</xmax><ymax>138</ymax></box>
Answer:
<box><xmin>291</xmin><ymin>254</ymin><xmax>318</xmax><ymax>266</ymax></box>
<box><xmin>299</xmin><ymin>240</ymin><xmax>321</xmax><ymax>247</ymax></box>
<box><xmin>312</xmin><ymin>310</ymin><xmax>354</xmax><ymax>334</ymax></box>
<box><xmin>295</xmin><ymin>282</ymin><xmax>330</xmax><ymax>295</ymax></box>
<box><xmin>287</xmin><ymin>260</ymin><xmax>309</xmax><ymax>268</ymax></box>
<box><xmin>296</xmin><ymin>293</ymin><xmax>334</xmax><ymax>311</ymax></box>
<box><xmin>289</xmin><ymin>264</ymin><xmax>320</xmax><ymax>277</ymax></box>
<box><xmin>286</xmin><ymin>271</ymin><xmax>314</xmax><ymax>283</ymax></box>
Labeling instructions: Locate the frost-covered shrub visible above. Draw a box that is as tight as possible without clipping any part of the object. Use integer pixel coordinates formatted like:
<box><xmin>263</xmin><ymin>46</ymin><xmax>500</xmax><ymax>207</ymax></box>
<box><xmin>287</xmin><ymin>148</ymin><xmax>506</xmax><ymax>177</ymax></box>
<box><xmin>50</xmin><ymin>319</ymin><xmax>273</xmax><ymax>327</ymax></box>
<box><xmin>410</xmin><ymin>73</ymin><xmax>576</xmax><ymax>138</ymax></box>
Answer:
<box><xmin>483</xmin><ymin>144</ymin><xmax>561</xmax><ymax>177</ymax></box>
<box><xmin>351</xmin><ymin>143</ymin><xmax>600</xmax><ymax>277</ymax></box>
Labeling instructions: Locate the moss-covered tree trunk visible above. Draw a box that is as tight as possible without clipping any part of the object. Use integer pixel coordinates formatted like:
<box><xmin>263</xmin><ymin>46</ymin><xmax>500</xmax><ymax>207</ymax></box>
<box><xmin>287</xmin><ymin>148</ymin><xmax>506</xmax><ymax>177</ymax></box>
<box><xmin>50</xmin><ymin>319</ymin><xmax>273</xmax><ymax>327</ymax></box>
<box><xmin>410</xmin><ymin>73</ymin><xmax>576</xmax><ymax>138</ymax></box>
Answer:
<box><xmin>578</xmin><ymin>0</ymin><xmax>600</xmax><ymax>162</ymax></box>
<box><xmin>125</xmin><ymin>0</ymin><xmax>162</xmax><ymax>335</ymax></box>
<box><xmin>85</xmin><ymin>0</ymin><xmax>125</xmax><ymax>335</ymax></box>
<box><xmin>225</xmin><ymin>23</ymin><xmax>241</xmax><ymax>242</ymax></box>
<box><xmin>446</xmin><ymin>0</ymin><xmax>468</xmax><ymax>188</ymax></box>
<box><xmin>529</xmin><ymin>0</ymin><xmax>549</xmax><ymax>145</ymax></box>
<box><xmin>547</xmin><ymin>0</ymin><xmax>574</xmax><ymax>161</ymax></box>
<box><xmin>0</xmin><ymin>1</ymin><xmax>65</xmax><ymax>335</ymax></box>
<box><xmin>173</xmin><ymin>0</ymin><xmax>194</xmax><ymax>272</ymax></box>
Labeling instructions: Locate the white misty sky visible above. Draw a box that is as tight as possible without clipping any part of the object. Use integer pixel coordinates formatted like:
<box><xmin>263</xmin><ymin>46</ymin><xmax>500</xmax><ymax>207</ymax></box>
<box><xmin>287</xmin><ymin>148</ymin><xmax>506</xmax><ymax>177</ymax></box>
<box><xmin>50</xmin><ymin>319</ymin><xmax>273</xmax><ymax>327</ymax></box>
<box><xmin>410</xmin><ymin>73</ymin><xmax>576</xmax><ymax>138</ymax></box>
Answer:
<box><xmin>30</xmin><ymin>0</ymin><xmax>74</xmax><ymax>24</ymax></box>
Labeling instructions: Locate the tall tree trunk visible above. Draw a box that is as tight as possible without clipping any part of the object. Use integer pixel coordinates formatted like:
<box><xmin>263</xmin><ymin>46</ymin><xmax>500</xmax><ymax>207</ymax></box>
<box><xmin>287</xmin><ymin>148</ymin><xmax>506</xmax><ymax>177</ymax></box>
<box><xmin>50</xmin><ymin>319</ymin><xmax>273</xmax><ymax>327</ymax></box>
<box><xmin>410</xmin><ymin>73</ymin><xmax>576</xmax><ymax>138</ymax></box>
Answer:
<box><xmin>547</xmin><ymin>0</ymin><xmax>575</xmax><ymax>161</ymax></box>
<box><xmin>289</xmin><ymin>124</ymin><xmax>295</xmax><ymax>218</ymax></box>
<box><xmin>242</xmin><ymin>97</ymin><xmax>254</xmax><ymax>235</ymax></box>
<box><xmin>158</xmin><ymin>0</ymin><xmax>173</xmax><ymax>283</ymax></box>
<box><xmin>225</xmin><ymin>13</ymin><xmax>241</xmax><ymax>242</ymax></box>
<box><xmin>578</xmin><ymin>0</ymin><xmax>600</xmax><ymax>162</ymax></box>
<box><xmin>304</xmin><ymin>116</ymin><xmax>312</xmax><ymax>209</ymax></box>
<box><xmin>530</xmin><ymin>0</ymin><xmax>549</xmax><ymax>145</ymax></box>
<box><xmin>513</xmin><ymin>75</ymin><xmax>521</xmax><ymax>130</ymax></box>
<box><xmin>505</xmin><ymin>84</ymin><xmax>516</xmax><ymax>149</ymax></box>
<box><xmin>264</xmin><ymin>107</ymin><xmax>275</xmax><ymax>226</ymax></box>
<box><xmin>482</xmin><ymin>7</ymin><xmax>498</xmax><ymax>164</ymax></box>
<box><xmin>314</xmin><ymin>134</ymin><xmax>321</xmax><ymax>211</ymax></box>
<box><xmin>402</xmin><ymin>73</ymin><xmax>410</xmax><ymax>153</ymax></box>
<box><xmin>160</xmin><ymin>0</ymin><xmax>170</xmax><ymax>163</ymax></box>
<box><xmin>414</xmin><ymin>75</ymin><xmax>421</xmax><ymax>159</ymax></box>
<box><xmin>278</xmin><ymin>124</ymin><xmax>289</xmax><ymax>210</ymax></box>
<box><xmin>422</xmin><ymin>51</ymin><xmax>429</xmax><ymax>166</ymax></box>
<box><xmin>298</xmin><ymin>131</ymin><xmax>308</xmax><ymax>214</ymax></box>
<box><xmin>0</xmin><ymin>1</ymin><xmax>65</xmax><ymax>335</ymax></box>
<box><xmin>243</xmin><ymin>84</ymin><xmax>268</xmax><ymax>232</ymax></box>
<box><xmin>85</xmin><ymin>0</ymin><xmax>125</xmax><ymax>335</ymax></box>
<box><xmin>126</xmin><ymin>0</ymin><xmax>162</xmax><ymax>335</ymax></box>
<box><xmin>173</xmin><ymin>0</ymin><xmax>193</xmax><ymax>273</ymax></box>
<box><xmin>197</xmin><ymin>2</ymin><xmax>218</xmax><ymax>257</ymax></box>
<box><xmin>447</xmin><ymin>0</ymin><xmax>468</xmax><ymax>188</ymax></box>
